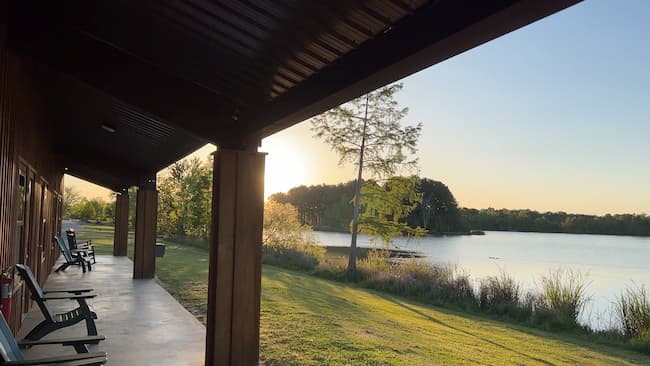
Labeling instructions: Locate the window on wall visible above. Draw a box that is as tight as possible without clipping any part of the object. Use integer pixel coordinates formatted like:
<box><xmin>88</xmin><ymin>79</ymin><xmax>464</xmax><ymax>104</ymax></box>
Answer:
<box><xmin>52</xmin><ymin>194</ymin><xmax>60</xmax><ymax>244</ymax></box>
<box><xmin>40</xmin><ymin>184</ymin><xmax>48</xmax><ymax>263</ymax></box>
<box><xmin>26</xmin><ymin>174</ymin><xmax>34</xmax><ymax>265</ymax></box>
<box><xmin>14</xmin><ymin>167</ymin><xmax>26</xmax><ymax>265</ymax></box>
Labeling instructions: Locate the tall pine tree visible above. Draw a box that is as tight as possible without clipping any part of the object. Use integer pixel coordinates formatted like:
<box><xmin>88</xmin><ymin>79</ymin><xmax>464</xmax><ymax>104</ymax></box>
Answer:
<box><xmin>311</xmin><ymin>83</ymin><xmax>422</xmax><ymax>273</ymax></box>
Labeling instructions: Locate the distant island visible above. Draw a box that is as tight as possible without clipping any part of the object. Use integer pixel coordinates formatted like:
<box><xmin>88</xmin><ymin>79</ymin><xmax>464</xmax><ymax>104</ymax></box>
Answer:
<box><xmin>270</xmin><ymin>179</ymin><xmax>650</xmax><ymax>237</ymax></box>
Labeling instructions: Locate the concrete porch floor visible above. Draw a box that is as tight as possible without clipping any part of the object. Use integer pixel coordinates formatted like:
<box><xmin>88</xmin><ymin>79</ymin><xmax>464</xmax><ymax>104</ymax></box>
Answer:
<box><xmin>18</xmin><ymin>255</ymin><xmax>205</xmax><ymax>365</ymax></box>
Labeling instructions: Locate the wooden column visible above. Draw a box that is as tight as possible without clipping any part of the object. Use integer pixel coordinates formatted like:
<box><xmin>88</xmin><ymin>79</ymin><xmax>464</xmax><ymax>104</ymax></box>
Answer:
<box><xmin>205</xmin><ymin>149</ymin><xmax>265</xmax><ymax>366</ymax></box>
<box><xmin>113</xmin><ymin>192</ymin><xmax>129</xmax><ymax>256</ymax></box>
<box><xmin>133</xmin><ymin>180</ymin><xmax>157</xmax><ymax>279</ymax></box>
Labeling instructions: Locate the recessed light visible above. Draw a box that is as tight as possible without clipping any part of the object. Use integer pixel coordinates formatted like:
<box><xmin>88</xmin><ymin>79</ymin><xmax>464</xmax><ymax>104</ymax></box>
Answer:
<box><xmin>101</xmin><ymin>124</ymin><xmax>117</xmax><ymax>133</ymax></box>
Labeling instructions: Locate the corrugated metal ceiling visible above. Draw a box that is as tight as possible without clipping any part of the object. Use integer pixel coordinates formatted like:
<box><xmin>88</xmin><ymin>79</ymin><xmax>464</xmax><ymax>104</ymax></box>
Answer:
<box><xmin>149</xmin><ymin>0</ymin><xmax>428</xmax><ymax>99</ymax></box>
<box><xmin>8</xmin><ymin>0</ymin><xmax>581</xmax><ymax>190</ymax></box>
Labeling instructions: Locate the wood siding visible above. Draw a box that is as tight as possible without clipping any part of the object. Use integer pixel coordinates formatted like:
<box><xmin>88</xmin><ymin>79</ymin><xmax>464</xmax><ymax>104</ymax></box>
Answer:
<box><xmin>0</xmin><ymin>2</ymin><xmax>16</xmax><ymax>275</ymax></box>
<box><xmin>0</xmin><ymin>8</ymin><xmax>64</xmax><ymax>332</ymax></box>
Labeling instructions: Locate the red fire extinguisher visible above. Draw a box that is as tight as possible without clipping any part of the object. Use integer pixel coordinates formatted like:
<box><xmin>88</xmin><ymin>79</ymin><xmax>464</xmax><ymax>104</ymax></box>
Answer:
<box><xmin>0</xmin><ymin>272</ymin><xmax>12</xmax><ymax>324</ymax></box>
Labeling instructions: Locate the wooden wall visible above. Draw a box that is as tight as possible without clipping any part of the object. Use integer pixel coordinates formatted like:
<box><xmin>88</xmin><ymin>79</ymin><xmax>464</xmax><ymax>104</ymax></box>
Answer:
<box><xmin>0</xmin><ymin>0</ymin><xmax>16</xmax><ymax>281</ymax></box>
<box><xmin>0</xmin><ymin>6</ymin><xmax>65</xmax><ymax>332</ymax></box>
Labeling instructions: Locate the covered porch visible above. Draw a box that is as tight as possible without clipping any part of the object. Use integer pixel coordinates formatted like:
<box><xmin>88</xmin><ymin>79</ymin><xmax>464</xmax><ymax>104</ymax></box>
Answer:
<box><xmin>0</xmin><ymin>1</ymin><xmax>582</xmax><ymax>364</ymax></box>
<box><xmin>18</xmin><ymin>255</ymin><xmax>205</xmax><ymax>365</ymax></box>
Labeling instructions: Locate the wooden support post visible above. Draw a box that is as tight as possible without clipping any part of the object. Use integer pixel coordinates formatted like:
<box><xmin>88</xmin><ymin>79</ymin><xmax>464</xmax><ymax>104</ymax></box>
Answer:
<box><xmin>205</xmin><ymin>149</ymin><xmax>265</xmax><ymax>366</ymax></box>
<box><xmin>113</xmin><ymin>192</ymin><xmax>129</xmax><ymax>256</ymax></box>
<box><xmin>133</xmin><ymin>182</ymin><xmax>157</xmax><ymax>279</ymax></box>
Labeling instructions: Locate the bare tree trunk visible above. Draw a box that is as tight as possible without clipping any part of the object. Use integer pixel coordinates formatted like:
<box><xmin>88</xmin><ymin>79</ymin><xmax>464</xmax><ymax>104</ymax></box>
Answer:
<box><xmin>348</xmin><ymin>95</ymin><xmax>369</xmax><ymax>274</ymax></box>
<box><xmin>421</xmin><ymin>195</ymin><xmax>432</xmax><ymax>231</ymax></box>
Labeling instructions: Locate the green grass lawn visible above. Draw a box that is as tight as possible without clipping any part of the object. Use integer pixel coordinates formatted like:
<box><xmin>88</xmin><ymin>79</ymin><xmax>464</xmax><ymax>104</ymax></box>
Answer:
<box><xmin>75</xmin><ymin>223</ymin><xmax>650</xmax><ymax>365</ymax></box>
<box><xmin>75</xmin><ymin>222</ymin><xmax>135</xmax><ymax>257</ymax></box>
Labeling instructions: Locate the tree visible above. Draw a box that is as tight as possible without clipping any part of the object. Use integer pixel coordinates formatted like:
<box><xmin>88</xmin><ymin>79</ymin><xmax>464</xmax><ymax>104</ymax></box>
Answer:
<box><xmin>311</xmin><ymin>83</ymin><xmax>422</xmax><ymax>273</ymax></box>
<box><xmin>359</xmin><ymin>177</ymin><xmax>425</xmax><ymax>244</ymax></box>
<box><xmin>271</xmin><ymin>181</ymin><xmax>357</xmax><ymax>232</ymax></box>
<box><xmin>263</xmin><ymin>199</ymin><xmax>314</xmax><ymax>248</ymax></box>
<box><xmin>77</xmin><ymin>199</ymin><xmax>96</xmax><ymax>222</ymax></box>
<box><xmin>104</xmin><ymin>194</ymin><xmax>116</xmax><ymax>223</ymax></box>
<box><xmin>182</xmin><ymin>157</ymin><xmax>212</xmax><ymax>238</ymax></box>
<box><xmin>157</xmin><ymin>157</ymin><xmax>212</xmax><ymax>239</ymax></box>
<box><xmin>63</xmin><ymin>186</ymin><xmax>81</xmax><ymax>219</ymax></box>
<box><xmin>407</xmin><ymin>178</ymin><xmax>461</xmax><ymax>233</ymax></box>
<box><xmin>128</xmin><ymin>187</ymin><xmax>137</xmax><ymax>228</ymax></box>
<box><xmin>87</xmin><ymin>198</ymin><xmax>106</xmax><ymax>221</ymax></box>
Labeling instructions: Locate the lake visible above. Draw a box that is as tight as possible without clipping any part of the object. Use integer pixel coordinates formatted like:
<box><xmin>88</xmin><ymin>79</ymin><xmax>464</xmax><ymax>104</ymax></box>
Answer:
<box><xmin>313</xmin><ymin>230</ymin><xmax>650</xmax><ymax>329</ymax></box>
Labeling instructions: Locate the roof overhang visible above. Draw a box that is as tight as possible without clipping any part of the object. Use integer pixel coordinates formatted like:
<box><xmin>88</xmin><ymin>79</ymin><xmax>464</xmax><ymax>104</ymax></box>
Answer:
<box><xmin>7</xmin><ymin>0</ymin><xmax>581</xmax><ymax>190</ymax></box>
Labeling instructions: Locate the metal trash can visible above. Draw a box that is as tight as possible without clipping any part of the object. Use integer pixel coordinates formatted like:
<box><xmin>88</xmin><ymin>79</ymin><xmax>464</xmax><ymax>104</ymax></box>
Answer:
<box><xmin>155</xmin><ymin>243</ymin><xmax>166</xmax><ymax>257</ymax></box>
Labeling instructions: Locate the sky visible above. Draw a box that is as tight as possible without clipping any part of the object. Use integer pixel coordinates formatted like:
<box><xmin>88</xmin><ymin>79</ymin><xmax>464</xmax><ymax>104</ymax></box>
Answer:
<box><xmin>67</xmin><ymin>0</ymin><xmax>650</xmax><ymax>216</ymax></box>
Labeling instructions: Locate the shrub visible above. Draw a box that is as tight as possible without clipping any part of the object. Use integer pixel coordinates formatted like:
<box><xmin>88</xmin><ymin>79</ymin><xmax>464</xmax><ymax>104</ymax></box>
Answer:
<box><xmin>352</xmin><ymin>251</ymin><xmax>477</xmax><ymax>308</ymax></box>
<box><xmin>262</xmin><ymin>199</ymin><xmax>325</xmax><ymax>271</ymax></box>
<box><xmin>616</xmin><ymin>285</ymin><xmax>650</xmax><ymax>340</ymax></box>
<box><xmin>262</xmin><ymin>243</ymin><xmax>325</xmax><ymax>271</ymax></box>
<box><xmin>263</xmin><ymin>200</ymin><xmax>313</xmax><ymax>248</ymax></box>
<box><xmin>314</xmin><ymin>255</ymin><xmax>350</xmax><ymax>281</ymax></box>
<box><xmin>629</xmin><ymin>332</ymin><xmax>650</xmax><ymax>355</ymax></box>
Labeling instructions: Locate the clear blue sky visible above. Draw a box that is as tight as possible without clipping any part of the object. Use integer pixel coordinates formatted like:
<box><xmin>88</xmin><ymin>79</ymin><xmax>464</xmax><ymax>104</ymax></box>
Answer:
<box><xmin>69</xmin><ymin>1</ymin><xmax>650</xmax><ymax>215</ymax></box>
<box><xmin>261</xmin><ymin>0</ymin><xmax>650</xmax><ymax>215</ymax></box>
<box><xmin>390</xmin><ymin>0</ymin><xmax>650</xmax><ymax>214</ymax></box>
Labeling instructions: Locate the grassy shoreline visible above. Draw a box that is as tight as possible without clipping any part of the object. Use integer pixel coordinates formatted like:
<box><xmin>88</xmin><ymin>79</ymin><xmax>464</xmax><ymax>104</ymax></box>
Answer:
<box><xmin>75</xmin><ymin>223</ymin><xmax>650</xmax><ymax>364</ymax></box>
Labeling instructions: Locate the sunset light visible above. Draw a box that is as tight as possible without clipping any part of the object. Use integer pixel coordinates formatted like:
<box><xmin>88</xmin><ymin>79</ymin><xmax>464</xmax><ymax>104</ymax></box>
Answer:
<box><xmin>6</xmin><ymin>1</ymin><xmax>650</xmax><ymax>365</ymax></box>
<box><xmin>260</xmin><ymin>138</ymin><xmax>307</xmax><ymax>199</ymax></box>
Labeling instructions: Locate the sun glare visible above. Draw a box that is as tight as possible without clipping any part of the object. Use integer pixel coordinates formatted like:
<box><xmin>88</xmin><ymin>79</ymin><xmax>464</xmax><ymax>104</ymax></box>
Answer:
<box><xmin>261</xmin><ymin>139</ymin><xmax>306</xmax><ymax>199</ymax></box>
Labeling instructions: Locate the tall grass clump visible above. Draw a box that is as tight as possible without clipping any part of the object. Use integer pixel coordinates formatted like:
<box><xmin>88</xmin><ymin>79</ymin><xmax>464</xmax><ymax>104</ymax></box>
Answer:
<box><xmin>616</xmin><ymin>285</ymin><xmax>650</xmax><ymax>353</ymax></box>
<box><xmin>262</xmin><ymin>200</ymin><xmax>325</xmax><ymax>271</ymax></box>
<box><xmin>535</xmin><ymin>268</ymin><xmax>590</xmax><ymax>330</ymax></box>
<box><xmin>479</xmin><ymin>272</ymin><xmax>531</xmax><ymax>320</ymax></box>
<box><xmin>354</xmin><ymin>251</ymin><xmax>477</xmax><ymax>309</ymax></box>
<box><xmin>262</xmin><ymin>241</ymin><xmax>325</xmax><ymax>271</ymax></box>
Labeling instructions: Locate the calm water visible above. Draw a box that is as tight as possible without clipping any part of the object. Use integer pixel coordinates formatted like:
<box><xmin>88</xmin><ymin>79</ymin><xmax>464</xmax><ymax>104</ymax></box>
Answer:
<box><xmin>313</xmin><ymin>230</ymin><xmax>650</xmax><ymax>329</ymax></box>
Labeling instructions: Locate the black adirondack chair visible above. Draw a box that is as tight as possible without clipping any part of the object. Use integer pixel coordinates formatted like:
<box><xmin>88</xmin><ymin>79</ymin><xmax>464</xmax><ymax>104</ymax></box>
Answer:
<box><xmin>0</xmin><ymin>314</ymin><xmax>106</xmax><ymax>365</ymax></box>
<box><xmin>15</xmin><ymin>264</ymin><xmax>100</xmax><ymax>343</ymax></box>
<box><xmin>65</xmin><ymin>230</ymin><xmax>96</xmax><ymax>264</ymax></box>
<box><xmin>54</xmin><ymin>236</ymin><xmax>91</xmax><ymax>272</ymax></box>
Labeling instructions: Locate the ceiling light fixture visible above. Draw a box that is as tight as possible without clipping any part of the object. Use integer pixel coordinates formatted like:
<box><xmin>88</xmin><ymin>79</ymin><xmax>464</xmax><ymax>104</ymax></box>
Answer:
<box><xmin>101</xmin><ymin>124</ymin><xmax>117</xmax><ymax>133</ymax></box>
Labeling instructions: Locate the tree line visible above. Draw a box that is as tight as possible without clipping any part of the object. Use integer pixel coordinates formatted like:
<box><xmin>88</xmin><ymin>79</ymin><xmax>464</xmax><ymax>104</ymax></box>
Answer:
<box><xmin>270</xmin><ymin>177</ymin><xmax>463</xmax><ymax>235</ymax></box>
<box><xmin>63</xmin><ymin>187</ymin><xmax>115</xmax><ymax>222</ymax></box>
<box><xmin>271</xmin><ymin>181</ymin><xmax>650</xmax><ymax>237</ymax></box>
<box><xmin>63</xmin><ymin>160</ymin><xmax>650</xmax><ymax>238</ymax></box>
<box><xmin>461</xmin><ymin>208</ymin><xmax>650</xmax><ymax>236</ymax></box>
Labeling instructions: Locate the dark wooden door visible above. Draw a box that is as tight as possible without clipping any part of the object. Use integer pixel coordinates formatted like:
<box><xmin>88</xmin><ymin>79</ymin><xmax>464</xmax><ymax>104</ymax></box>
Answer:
<box><xmin>24</xmin><ymin>171</ymin><xmax>40</xmax><ymax>312</ymax></box>
<box><xmin>14</xmin><ymin>165</ymin><xmax>28</xmax><ymax>325</ymax></box>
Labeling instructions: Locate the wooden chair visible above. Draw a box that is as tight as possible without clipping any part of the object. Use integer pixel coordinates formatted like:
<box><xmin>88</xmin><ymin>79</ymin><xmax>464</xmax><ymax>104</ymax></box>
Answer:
<box><xmin>15</xmin><ymin>264</ymin><xmax>100</xmax><ymax>343</ymax></box>
<box><xmin>0</xmin><ymin>314</ymin><xmax>106</xmax><ymax>365</ymax></box>
<box><xmin>53</xmin><ymin>237</ymin><xmax>91</xmax><ymax>273</ymax></box>
<box><xmin>65</xmin><ymin>230</ymin><xmax>96</xmax><ymax>264</ymax></box>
